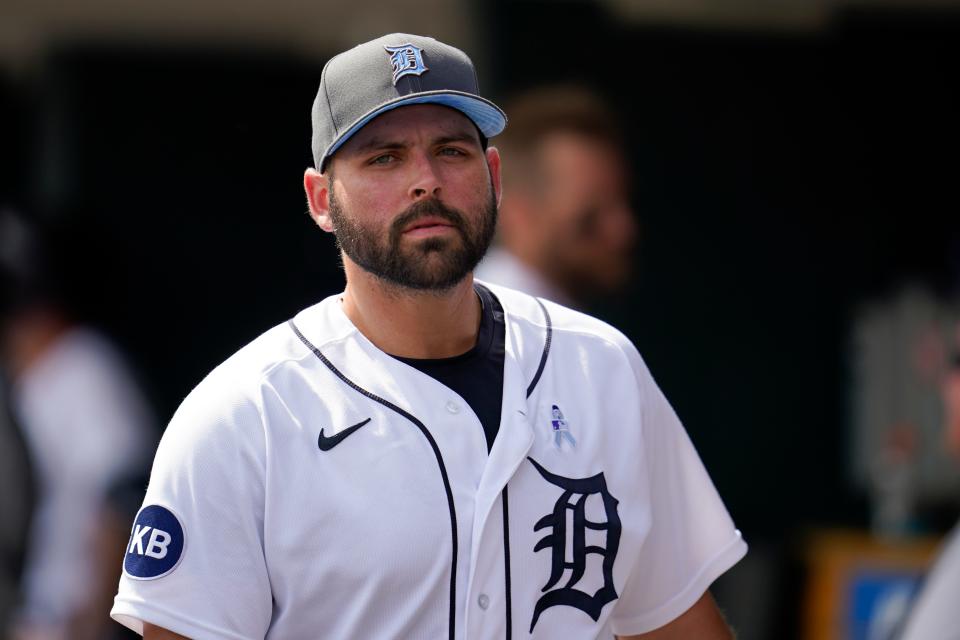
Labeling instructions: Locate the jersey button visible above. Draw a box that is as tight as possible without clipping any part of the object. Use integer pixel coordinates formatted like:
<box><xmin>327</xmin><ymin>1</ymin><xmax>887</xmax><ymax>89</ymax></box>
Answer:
<box><xmin>445</xmin><ymin>400</ymin><xmax>460</xmax><ymax>414</ymax></box>
<box><xmin>477</xmin><ymin>594</ymin><xmax>490</xmax><ymax>610</ymax></box>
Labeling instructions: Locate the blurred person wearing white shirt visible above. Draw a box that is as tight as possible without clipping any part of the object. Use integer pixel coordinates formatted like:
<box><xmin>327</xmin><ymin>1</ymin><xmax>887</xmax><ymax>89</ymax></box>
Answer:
<box><xmin>0</xmin><ymin>209</ymin><xmax>155</xmax><ymax>640</ymax></box>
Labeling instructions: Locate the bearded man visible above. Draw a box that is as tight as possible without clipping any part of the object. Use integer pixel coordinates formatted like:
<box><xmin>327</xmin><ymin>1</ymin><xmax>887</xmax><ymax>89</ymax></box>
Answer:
<box><xmin>111</xmin><ymin>34</ymin><xmax>746</xmax><ymax>640</ymax></box>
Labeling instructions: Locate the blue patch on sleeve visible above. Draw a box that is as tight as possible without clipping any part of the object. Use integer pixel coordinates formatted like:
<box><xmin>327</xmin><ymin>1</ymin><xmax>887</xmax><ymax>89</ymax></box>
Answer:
<box><xmin>123</xmin><ymin>505</ymin><xmax>185</xmax><ymax>580</ymax></box>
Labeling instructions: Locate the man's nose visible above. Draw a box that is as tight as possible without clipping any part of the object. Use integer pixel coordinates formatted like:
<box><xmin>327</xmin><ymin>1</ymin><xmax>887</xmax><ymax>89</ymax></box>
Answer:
<box><xmin>409</xmin><ymin>153</ymin><xmax>442</xmax><ymax>200</ymax></box>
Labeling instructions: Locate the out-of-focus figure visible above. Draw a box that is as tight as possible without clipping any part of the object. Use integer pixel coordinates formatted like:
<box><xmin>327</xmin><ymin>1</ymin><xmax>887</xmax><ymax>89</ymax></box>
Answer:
<box><xmin>475</xmin><ymin>85</ymin><xmax>638</xmax><ymax>307</ymax></box>
<box><xmin>844</xmin><ymin>284</ymin><xmax>960</xmax><ymax>638</ymax></box>
<box><xmin>0</xmin><ymin>209</ymin><xmax>155</xmax><ymax>640</ymax></box>
<box><xmin>898</xmin><ymin>351</ymin><xmax>960</xmax><ymax>639</ymax></box>
<box><xmin>850</xmin><ymin>285</ymin><xmax>960</xmax><ymax>538</ymax></box>
<box><xmin>0</xmin><ymin>374</ymin><xmax>34</xmax><ymax>633</ymax></box>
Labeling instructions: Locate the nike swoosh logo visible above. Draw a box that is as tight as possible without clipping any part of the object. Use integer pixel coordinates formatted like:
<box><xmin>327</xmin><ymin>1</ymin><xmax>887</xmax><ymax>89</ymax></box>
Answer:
<box><xmin>317</xmin><ymin>418</ymin><xmax>371</xmax><ymax>451</ymax></box>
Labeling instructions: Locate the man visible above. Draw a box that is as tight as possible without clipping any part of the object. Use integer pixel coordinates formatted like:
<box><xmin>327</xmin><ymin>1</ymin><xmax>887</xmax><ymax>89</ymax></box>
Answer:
<box><xmin>112</xmin><ymin>34</ymin><xmax>746</xmax><ymax>639</ymax></box>
<box><xmin>475</xmin><ymin>85</ymin><xmax>638</xmax><ymax>308</ymax></box>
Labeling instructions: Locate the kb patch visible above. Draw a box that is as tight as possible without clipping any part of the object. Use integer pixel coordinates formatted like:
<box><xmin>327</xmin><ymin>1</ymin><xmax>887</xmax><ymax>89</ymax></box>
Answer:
<box><xmin>123</xmin><ymin>505</ymin><xmax>185</xmax><ymax>580</ymax></box>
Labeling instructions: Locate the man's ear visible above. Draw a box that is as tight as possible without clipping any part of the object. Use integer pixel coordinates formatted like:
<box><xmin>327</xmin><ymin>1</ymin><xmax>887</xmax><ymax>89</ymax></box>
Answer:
<box><xmin>304</xmin><ymin>167</ymin><xmax>335</xmax><ymax>233</ymax></box>
<box><xmin>486</xmin><ymin>146</ymin><xmax>503</xmax><ymax>208</ymax></box>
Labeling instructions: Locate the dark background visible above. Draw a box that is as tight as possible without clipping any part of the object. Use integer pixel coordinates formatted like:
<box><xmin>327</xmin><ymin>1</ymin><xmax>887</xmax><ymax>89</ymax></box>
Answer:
<box><xmin>2</xmin><ymin>3</ymin><xmax>959</xmax><ymax>637</ymax></box>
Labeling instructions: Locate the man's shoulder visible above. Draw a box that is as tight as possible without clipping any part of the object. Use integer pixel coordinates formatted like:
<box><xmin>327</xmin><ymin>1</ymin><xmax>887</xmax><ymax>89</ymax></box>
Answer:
<box><xmin>485</xmin><ymin>281</ymin><xmax>637</xmax><ymax>355</ymax></box>
<box><xmin>176</xmin><ymin>295</ymin><xmax>346</xmax><ymax>420</ymax></box>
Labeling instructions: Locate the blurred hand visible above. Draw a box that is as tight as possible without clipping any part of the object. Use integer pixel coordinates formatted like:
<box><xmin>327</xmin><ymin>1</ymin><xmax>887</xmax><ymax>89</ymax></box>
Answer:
<box><xmin>9</xmin><ymin>623</ymin><xmax>68</xmax><ymax>640</ymax></box>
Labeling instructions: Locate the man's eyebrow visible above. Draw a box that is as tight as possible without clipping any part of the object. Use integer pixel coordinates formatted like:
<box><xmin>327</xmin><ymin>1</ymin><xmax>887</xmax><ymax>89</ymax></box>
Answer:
<box><xmin>434</xmin><ymin>132</ymin><xmax>482</xmax><ymax>147</ymax></box>
<box><xmin>350</xmin><ymin>131</ymin><xmax>481</xmax><ymax>155</ymax></box>
<box><xmin>351</xmin><ymin>137</ymin><xmax>407</xmax><ymax>155</ymax></box>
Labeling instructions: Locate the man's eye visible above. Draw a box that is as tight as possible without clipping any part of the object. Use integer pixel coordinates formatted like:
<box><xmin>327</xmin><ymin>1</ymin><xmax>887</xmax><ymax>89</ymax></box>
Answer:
<box><xmin>439</xmin><ymin>147</ymin><xmax>465</xmax><ymax>157</ymax></box>
<box><xmin>370</xmin><ymin>154</ymin><xmax>396</xmax><ymax>165</ymax></box>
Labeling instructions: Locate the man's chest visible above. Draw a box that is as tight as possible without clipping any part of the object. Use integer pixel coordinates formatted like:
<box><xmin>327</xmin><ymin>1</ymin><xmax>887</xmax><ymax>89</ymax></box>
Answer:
<box><xmin>256</xmin><ymin>378</ymin><xmax>650</xmax><ymax>640</ymax></box>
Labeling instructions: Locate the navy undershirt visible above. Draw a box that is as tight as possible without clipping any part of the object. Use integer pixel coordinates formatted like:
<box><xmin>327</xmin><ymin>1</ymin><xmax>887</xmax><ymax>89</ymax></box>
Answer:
<box><xmin>391</xmin><ymin>283</ymin><xmax>506</xmax><ymax>453</ymax></box>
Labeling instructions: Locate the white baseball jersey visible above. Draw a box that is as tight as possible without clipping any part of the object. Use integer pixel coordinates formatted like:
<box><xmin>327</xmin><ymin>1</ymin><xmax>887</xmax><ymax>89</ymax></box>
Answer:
<box><xmin>111</xmin><ymin>283</ymin><xmax>746</xmax><ymax>639</ymax></box>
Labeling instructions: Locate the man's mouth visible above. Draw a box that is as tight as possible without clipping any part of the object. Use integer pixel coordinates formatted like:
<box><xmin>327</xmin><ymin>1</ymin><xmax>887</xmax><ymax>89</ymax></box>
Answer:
<box><xmin>402</xmin><ymin>217</ymin><xmax>457</xmax><ymax>236</ymax></box>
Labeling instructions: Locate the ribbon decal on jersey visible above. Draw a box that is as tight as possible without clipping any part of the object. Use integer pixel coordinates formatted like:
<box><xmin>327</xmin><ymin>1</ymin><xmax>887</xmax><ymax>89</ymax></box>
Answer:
<box><xmin>549</xmin><ymin>405</ymin><xmax>577</xmax><ymax>450</ymax></box>
<box><xmin>527</xmin><ymin>457</ymin><xmax>621</xmax><ymax>632</ymax></box>
<box><xmin>123</xmin><ymin>505</ymin><xmax>185</xmax><ymax>580</ymax></box>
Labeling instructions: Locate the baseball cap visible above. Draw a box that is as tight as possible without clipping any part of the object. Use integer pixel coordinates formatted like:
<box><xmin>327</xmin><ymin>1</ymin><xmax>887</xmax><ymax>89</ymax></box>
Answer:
<box><xmin>311</xmin><ymin>33</ymin><xmax>507</xmax><ymax>172</ymax></box>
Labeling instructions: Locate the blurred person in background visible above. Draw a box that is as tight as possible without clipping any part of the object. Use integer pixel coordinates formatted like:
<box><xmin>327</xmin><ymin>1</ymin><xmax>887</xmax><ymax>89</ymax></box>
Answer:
<box><xmin>0</xmin><ymin>354</ymin><xmax>34</xmax><ymax>635</ymax></box>
<box><xmin>897</xmin><ymin>348</ymin><xmax>960</xmax><ymax>639</ymax></box>
<box><xmin>0</xmin><ymin>208</ymin><xmax>155</xmax><ymax>640</ymax></box>
<box><xmin>851</xmin><ymin>285</ymin><xmax>960</xmax><ymax>541</ymax></box>
<box><xmin>475</xmin><ymin>85</ymin><xmax>638</xmax><ymax>308</ymax></box>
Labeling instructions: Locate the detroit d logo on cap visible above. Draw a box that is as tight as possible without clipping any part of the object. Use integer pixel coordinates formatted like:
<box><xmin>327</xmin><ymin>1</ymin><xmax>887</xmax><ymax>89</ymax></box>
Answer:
<box><xmin>384</xmin><ymin>43</ymin><xmax>428</xmax><ymax>84</ymax></box>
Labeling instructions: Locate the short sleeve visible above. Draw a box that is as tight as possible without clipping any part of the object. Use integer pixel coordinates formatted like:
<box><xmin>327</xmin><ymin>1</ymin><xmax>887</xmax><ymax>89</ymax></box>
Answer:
<box><xmin>111</xmin><ymin>377</ymin><xmax>272</xmax><ymax>640</ymax></box>
<box><xmin>609</xmin><ymin>344</ymin><xmax>747</xmax><ymax>636</ymax></box>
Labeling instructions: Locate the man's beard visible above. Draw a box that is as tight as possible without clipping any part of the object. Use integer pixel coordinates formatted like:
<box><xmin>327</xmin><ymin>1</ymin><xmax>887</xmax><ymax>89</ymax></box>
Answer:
<box><xmin>328</xmin><ymin>185</ymin><xmax>497</xmax><ymax>292</ymax></box>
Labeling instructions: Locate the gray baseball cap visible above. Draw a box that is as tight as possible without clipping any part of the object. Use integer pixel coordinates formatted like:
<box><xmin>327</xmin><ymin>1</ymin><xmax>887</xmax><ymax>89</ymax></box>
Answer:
<box><xmin>311</xmin><ymin>33</ymin><xmax>507</xmax><ymax>172</ymax></box>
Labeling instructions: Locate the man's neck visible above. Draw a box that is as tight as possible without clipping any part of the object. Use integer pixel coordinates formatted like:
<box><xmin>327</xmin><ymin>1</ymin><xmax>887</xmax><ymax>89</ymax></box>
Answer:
<box><xmin>340</xmin><ymin>262</ymin><xmax>482</xmax><ymax>359</ymax></box>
